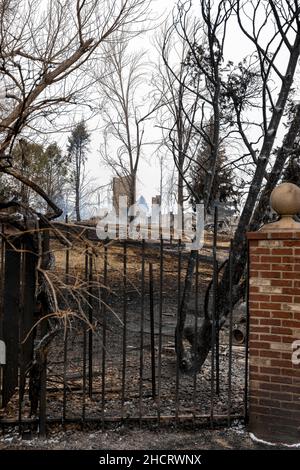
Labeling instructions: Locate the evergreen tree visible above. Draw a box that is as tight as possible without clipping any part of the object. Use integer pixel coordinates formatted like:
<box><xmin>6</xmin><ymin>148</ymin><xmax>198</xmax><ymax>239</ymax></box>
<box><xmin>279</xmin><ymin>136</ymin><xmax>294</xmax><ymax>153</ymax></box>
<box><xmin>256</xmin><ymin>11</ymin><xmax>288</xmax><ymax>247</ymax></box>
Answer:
<box><xmin>282</xmin><ymin>155</ymin><xmax>300</xmax><ymax>186</ymax></box>
<box><xmin>0</xmin><ymin>140</ymin><xmax>67</xmax><ymax>212</ymax></box>
<box><xmin>35</xmin><ymin>143</ymin><xmax>68</xmax><ymax>212</ymax></box>
<box><xmin>190</xmin><ymin>118</ymin><xmax>239</xmax><ymax>213</ymax></box>
<box><xmin>67</xmin><ymin>121</ymin><xmax>90</xmax><ymax>221</ymax></box>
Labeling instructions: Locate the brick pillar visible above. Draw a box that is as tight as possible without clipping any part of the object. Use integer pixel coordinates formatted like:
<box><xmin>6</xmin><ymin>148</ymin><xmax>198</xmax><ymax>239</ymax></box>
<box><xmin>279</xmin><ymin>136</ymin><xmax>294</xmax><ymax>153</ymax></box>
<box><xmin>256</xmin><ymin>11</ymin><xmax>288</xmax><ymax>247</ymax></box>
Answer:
<box><xmin>247</xmin><ymin>229</ymin><xmax>300</xmax><ymax>444</ymax></box>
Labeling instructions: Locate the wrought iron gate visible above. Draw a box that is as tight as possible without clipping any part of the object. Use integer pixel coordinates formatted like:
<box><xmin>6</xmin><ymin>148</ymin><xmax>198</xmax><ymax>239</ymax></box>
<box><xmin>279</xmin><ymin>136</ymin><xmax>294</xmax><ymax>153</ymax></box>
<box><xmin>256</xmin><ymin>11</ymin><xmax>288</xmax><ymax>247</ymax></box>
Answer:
<box><xmin>0</xmin><ymin>219</ymin><xmax>249</xmax><ymax>434</ymax></box>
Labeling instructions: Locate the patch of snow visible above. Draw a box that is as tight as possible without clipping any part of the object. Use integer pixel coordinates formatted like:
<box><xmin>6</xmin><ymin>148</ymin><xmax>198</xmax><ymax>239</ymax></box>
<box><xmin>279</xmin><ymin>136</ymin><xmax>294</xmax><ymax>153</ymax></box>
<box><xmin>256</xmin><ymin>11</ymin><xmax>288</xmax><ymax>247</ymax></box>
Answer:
<box><xmin>46</xmin><ymin>438</ymin><xmax>60</xmax><ymax>444</ymax></box>
<box><xmin>250</xmin><ymin>432</ymin><xmax>300</xmax><ymax>448</ymax></box>
<box><xmin>23</xmin><ymin>441</ymin><xmax>34</xmax><ymax>446</ymax></box>
<box><xmin>232</xmin><ymin>427</ymin><xmax>245</xmax><ymax>435</ymax></box>
<box><xmin>231</xmin><ymin>420</ymin><xmax>246</xmax><ymax>435</ymax></box>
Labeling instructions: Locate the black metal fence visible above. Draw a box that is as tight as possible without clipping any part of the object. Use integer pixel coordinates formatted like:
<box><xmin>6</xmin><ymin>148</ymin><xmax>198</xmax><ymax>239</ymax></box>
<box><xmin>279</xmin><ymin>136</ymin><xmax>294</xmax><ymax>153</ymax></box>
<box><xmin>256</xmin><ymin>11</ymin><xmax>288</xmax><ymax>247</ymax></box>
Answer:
<box><xmin>0</xmin><ymin>216</ymin><xmax>249</xmax><ymax>435</ymax></box>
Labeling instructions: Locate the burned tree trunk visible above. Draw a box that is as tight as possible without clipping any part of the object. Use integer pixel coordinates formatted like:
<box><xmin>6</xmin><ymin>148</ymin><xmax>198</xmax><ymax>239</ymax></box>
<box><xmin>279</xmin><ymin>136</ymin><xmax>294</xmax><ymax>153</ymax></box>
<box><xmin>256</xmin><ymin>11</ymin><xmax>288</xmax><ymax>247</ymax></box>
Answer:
<box><xmin>175</xmin><ymin>250</ymin><xmax>198</xmax><ymax>369</ymax></box>
<box><xmin>28</xmin><ymin>226</ymin><xmax>53</xmax><ymax>416</ymax></box>
<box><xmin>177</xmin><ymin>105</ymin><xmax>300</xmax><ymax>373</ymax></box>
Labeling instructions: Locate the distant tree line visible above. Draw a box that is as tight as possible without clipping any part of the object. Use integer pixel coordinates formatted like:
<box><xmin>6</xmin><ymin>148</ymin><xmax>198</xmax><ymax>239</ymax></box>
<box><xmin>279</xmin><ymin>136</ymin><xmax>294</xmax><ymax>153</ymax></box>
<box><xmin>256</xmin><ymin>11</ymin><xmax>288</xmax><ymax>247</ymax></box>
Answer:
<box><xmin>0</xmin><ymin>120</ymin><xmax>91</xmax><ymax>221</ymax></box>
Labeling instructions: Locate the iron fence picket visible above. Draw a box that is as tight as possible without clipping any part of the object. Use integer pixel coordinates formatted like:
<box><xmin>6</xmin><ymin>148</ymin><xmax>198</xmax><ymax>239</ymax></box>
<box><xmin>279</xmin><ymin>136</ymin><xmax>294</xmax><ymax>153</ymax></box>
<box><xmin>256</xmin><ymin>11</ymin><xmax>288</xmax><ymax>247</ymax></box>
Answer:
<box><xmin>65</xmin><ymin>215</ymin><xmax>69</xmax><ymax>284</ymax></box>
<box><xmin>121</xmin><ymin>241</ymin><xmax>127</xmax><ymax>419</ymax></box>
<box><xmin>139</xmin><ymin>240</ymin><xmax>145</xmax><ymax>426</ymax></box>
<box><xmin>192</xmin><ymin>251</ymin><xmax>199</xmax><ymax>424</ymax></box>
<box><xmin>63</xmin><ymin>329</ymin><xmax>68</xmax><ymax>426</ymax></box>
<box><xmin>82</xmin><ymin>246</ymin><xmax>89</xmax><ymax>425</ymax></box>
<box><xmin>88</xmin><ymin>252</ymin><xmax>93</xmax><ymax>398</ymax></box>
<box><xmin>101</xmin><ymin>245</ymin><xmax>108</xmax><ymax>429</ymax></box>
<box><xmin>175</xmin><ymin>239</ymin><xmax>182</xmax><ymax>424</ymax></box>
<box><xmin>0</xmin><ymin>227</ymin><xmax>3</xmax><ymax>409</ymax></box>
<box><xmin>149</xmin><ymin>262</ymin><xmax>156</xmax><ymax>400</ymax></box>
<box><xmin>214</xmin><ymin>206</ymin><xmax>220</xmax><ymax>396</ymax></box>
<box><xmin>157</xmin><ymin>236</ymin><xmax>163</xmax><ymax>426</ymax></box>
<box><xmin>228</xmin><ymin>240</ymin><xmax>234</xmax><ymax>427</ymax></box>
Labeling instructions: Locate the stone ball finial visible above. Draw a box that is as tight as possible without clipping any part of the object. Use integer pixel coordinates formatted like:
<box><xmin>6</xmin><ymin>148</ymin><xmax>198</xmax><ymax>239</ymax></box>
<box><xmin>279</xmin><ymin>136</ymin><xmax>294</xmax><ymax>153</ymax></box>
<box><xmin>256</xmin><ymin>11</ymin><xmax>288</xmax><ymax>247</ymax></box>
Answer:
<box><xmin>270</xmin><ymin>182</ymin><xmax>300</xmax><ymax>216</ymax></box>
<box><xmin>261</xmin><ymin>182</ymin><xmax>300</xmax><ymax>231</ymax></box>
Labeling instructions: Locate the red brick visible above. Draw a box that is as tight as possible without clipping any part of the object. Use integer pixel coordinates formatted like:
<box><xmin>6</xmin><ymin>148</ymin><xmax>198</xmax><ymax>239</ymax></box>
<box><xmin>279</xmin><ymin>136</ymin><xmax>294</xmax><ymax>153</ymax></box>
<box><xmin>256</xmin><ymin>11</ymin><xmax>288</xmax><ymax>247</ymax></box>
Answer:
<box><xmin>259</xmin><ymin>398</ymin><xmax>281</xmax><ymax>408</ymax></box>
<box><xmin>250</xmin><ymin>247</ymin><xmax>270</xmax><ymax>255</ymax></box>
<box><xmin>271</xmin><ymin>279</ymin><xmax>292</xmax><ymax>287</ymax></box>
<box><xmin>280</xmin><ymin>402</ymin><xmax>300</xmax><ymax>412</ymax></box>
<box><xmin>260</xmin><ymin>318</ymin><xmax>281</xmax><ymax>326</ymax></box>
<box><xmin>259</xmin><ymin>382</ymin><xmax>281</xmax><ymax>391</ymax></box>
<box><xmin>261</xmin><ymin>271</ymin><xmax>281</xmax><ymax>278</ymax></box>
<box><xmin>251</xmin><ymin>294</ymin><xmax>270</xmax><ymax>301</ymax></box>
<box><xmin>250</xmin><ymin>255</ymin><xmax>260</xmax><ymax>263</ymax></box>
<box><xmin>271</xmin><ymin>311</ymin><xmax>291</xmax><ymax>319</ymax></box>
<box><xmin>272</xmin><ymin>248</ymin><xmax>293</xmax><ymax>255</ymax></box>
<box><xmin>283</xmin><ymin>240</ymin><xmax>299</xmax><ymax>247</ymax></box>
<box><xmin>258</xmin><ymin>414</ymin><xmax>300</xmax><ymax>427</ymax></box>
<box><xmin>248</xmin><ymin>239</ymin><xmax>259</xmax><ymax>246</ymax></box>
<box><xmin>282</xmin><ymin>287</ymin><xmax>300</xmax><ymax>295</ymax></box>
<box><xmin>259</xmin><ymin>350</ymin><xmax>281</xmax><ymax>358</ymax></box>
<box><xmin>249</xmin><ymin>302</ymin><xmax>259</xmax><ymax>309</ymax></box>
<box><xmin>283</xmin><ymin>368</ymin><xmax>300</xmax><ymax>377</ymax></box>
<box><xmin>282</xmin><ymin>320</ymin><xmax>300</xmax><ymax>328</ymax></box>
<box><xmin>270</xmin><ymin>294</ymin><xmax>293</xmax><ymax>303</ymax></box>
<box><xmin>271</xmin><ymin>359</ymin><xmax>294</xmax><ymax>368</ymax></box>
<box><xmin>247</xmin><ymin>232</ymin><xmax>267</xmax><ymax>240</ymax></box>
<box><xmin>285</xmin><ymin>272</ymin><xmax>300</xmax><ymax>280</ymax></box>
<box><xmin>260</xmin><ymin>367</ymin><xmax>281</xmax><ymax>375</ymax></box>
<box><xmin>251</xmin><ymin>326</ymin><xmax>270</xmax><ymax>333</ymax></box>
<box><xmin>284</xmin><ymin>384</ymin><xmax>300</xmax><ymax>394</ymax></box>
<box><xmin>249</xmin><ymin>389</ymin><xmax>270</xmax><ymax>398</ymax></box>
<box><xmin>272</xmin><ymin>263</ymin><xmax>293</xmax><ymax>271</ymax></box>
<box><xmin>261</xmin><ymin>255</ymin><xmax>282</xmax><ymax>263</ymax></box>
<box><xmin>282</xmin><ymin>256</ymin><xmax>300</xmax><ymax>263</ymax></box>
<box><xmin>249</xmin><ymin>341</ymin><xmax>270</xmax><ymax>349</ymax></box>
<box><xmin>251</xmin><ymin>263</ymin><xmax>271</xmax><ymax>270</ymax></box>
<box><xmin>281</xmin><ymin>335</ymin><xmax>294</xmax><ymax>343</ymax></box>
<box><xmin>250</xmin><ymin>349</ymin><xmax>260</xmax><ymax>357</ymax></box>
<box><xmin>269</xmin><ymin>232</ymin><xmax>294</xmax><ymax>239</ymax></box>
<box><xmin>249</xmin><ymin>405</ymin><xmax>269</xmax><ymax>415</ymax></box>
<box><xmin>260</xmin><ymin>302</ymin><xmax>282</xmax><ymax>310</ymax></box>
<box><xmin>250</xmin><ymin>309</ymin><xmax>270</xmax><ymax>317</ymax></box>
<box><xmin>252</xmin><ymin>373</ymin><xmax>270</xmax><ymax>382</ymax></box>
<box><xmin>271</xmin><ymin>392</ymin><xmax>293</xmax><ymax>401</ymax></box>
<box><xmin>270</xmin><ymin>375</ymin><xmax>293</xmax><ymax>384</ymax></box>
<box><xmin>260</xmin><ymin>334</ymin><xmax>282</xmax><ymax>342</ymax></box>
<box><xmin>271</xmin><ymin>327</ymin><xmax>292</xmax><ymax>335</ymax></box>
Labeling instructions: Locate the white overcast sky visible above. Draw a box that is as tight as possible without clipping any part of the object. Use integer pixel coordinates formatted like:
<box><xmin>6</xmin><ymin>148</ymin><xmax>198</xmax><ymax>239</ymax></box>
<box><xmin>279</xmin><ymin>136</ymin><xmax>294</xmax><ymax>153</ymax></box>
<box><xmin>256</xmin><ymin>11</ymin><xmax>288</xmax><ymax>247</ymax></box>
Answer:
<box><xmin>55</xmin><ymin>0</ymin><xmax>297</xmax><ymax>215</ymax></box>
<box><xmin>80</xmin><ymin>0</ymin><xmax>177</xmax><ymax>211</ymax></box>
